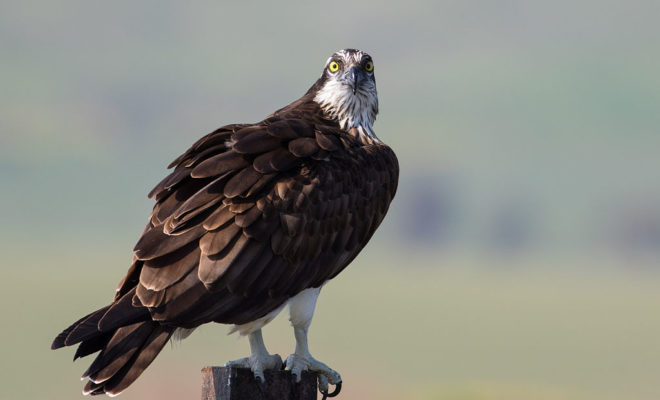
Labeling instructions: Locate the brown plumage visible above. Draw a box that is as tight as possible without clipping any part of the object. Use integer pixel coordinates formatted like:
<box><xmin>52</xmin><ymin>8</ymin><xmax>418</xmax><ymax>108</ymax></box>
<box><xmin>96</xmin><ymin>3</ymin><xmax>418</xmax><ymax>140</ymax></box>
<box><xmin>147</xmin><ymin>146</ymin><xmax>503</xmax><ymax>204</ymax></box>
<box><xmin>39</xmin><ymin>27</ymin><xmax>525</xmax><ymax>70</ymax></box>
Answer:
<box><xmin>52</xmin><ymin>48</ymin><xmax>398</xmax><ymax>397</ymax></box>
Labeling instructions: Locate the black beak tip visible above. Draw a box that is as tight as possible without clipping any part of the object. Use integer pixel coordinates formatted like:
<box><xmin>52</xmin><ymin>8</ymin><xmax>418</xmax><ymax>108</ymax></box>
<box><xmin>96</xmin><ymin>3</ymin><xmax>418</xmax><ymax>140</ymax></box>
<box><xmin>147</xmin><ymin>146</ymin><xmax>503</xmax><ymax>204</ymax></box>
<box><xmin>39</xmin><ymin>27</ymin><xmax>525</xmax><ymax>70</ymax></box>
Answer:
<box><xmin>349</xmin><ymin>66</ymin><xmax>361</xmax><ymax>94</ymax></box>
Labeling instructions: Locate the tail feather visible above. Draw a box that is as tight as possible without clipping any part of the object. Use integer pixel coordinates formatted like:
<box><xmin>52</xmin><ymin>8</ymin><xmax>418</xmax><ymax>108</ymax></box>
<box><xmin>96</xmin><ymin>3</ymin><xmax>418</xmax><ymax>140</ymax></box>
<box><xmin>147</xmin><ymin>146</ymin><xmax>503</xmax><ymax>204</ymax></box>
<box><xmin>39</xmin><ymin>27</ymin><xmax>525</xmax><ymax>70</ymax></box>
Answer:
<box><xmin>64</xmin><ymin>308</ymin><xmax>114</xmax><ymax>347</ymax></box>
<box><xmin>74</xmin><ymin>331</ymin><xmax>113</xmax><ymax>360</ymax></box>
<box><xmin>52</xmin><ymin>289</ymin><xmax>150</xmax><ymax>351</ymax></box>
<box><xmin>52</xmin><ymin>287</ymin><xmax>173</xmax><ymax>396</ymax></box>
<box><xmin>83</xmin><ymin>322</ymin><xmax>153</xmax><ymax>381</ymax></box>
<box><xmin>51</xmin><ymin>306</ymin><xmax>111</xmax><ymax>350</ymax></box>
<box><xmin>83</xmin><ymin>323</ymin><xmax>173</xmax><ymax>396</ymax></box>
<box><xmin>98</xmin><ymin>290</ymin><xmax>149</xmax><ymax>331</ymax></box>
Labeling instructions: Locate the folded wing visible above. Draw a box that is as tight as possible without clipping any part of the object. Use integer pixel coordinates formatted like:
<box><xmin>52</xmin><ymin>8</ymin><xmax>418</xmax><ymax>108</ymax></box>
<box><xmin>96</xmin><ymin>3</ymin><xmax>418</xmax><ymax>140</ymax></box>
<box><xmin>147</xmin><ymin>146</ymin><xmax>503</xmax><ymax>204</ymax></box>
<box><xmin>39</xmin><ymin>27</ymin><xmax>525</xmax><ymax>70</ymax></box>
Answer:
<box><xmin>119</xmin><ymin>110</ymin><xmax>398</xmax><ymax>328</ymax></box>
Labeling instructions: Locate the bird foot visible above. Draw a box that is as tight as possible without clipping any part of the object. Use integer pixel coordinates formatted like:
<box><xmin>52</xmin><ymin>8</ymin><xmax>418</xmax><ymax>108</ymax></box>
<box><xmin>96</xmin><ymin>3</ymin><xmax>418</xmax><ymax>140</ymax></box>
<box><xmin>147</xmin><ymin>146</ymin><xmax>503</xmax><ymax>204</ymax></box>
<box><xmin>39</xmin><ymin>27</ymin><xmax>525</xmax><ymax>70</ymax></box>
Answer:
<box><xmin>226</xmin><ymin>352</ymin><xmax>283</xmax><ymax>381</ymax></box>
<box><xmin>284</xmin><ymin>353</ymin><xmax>342</xmax><ymax>397</ymax></box>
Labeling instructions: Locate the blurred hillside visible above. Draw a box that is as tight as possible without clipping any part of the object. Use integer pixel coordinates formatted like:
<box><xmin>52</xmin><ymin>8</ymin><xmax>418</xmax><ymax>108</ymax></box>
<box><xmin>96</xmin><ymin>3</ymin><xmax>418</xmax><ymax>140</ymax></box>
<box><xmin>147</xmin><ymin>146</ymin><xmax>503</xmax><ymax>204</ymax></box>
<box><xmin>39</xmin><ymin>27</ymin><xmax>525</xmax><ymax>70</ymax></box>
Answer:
<box><xmin>1</xmin><ymin>1</ymin><xmax>659</xmax><ymax>400</ymax></box>
<box><xmin>3</xmin><ymin>0</ymin><xmax>660</xmax><ymax>258</ymax></box>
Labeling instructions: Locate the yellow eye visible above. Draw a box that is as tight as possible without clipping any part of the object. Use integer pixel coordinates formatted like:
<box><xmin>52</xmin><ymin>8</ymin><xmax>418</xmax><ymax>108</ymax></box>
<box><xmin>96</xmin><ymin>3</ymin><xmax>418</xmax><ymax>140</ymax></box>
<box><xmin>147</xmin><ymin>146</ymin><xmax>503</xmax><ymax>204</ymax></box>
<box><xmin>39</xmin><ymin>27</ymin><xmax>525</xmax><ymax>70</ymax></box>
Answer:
<box><xmin>364</xmin><ymin>60</ymin><xmax>374</xmax><ymax>72</ymax></box>
<box><xmin>328</xmin><ymin>61</ymin><xmax>339</xmax><ymax>72</ymax></box>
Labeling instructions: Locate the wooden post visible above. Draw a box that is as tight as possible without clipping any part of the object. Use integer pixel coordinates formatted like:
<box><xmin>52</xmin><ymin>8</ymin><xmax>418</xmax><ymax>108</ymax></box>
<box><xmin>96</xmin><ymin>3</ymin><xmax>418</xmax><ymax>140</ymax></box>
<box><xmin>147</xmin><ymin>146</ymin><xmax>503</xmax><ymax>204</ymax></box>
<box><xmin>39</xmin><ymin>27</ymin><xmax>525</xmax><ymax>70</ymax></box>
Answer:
<box><xmin>201</xmin><ymin>366</ymin><xmax>317</xmax><ymax>400</ymax></box>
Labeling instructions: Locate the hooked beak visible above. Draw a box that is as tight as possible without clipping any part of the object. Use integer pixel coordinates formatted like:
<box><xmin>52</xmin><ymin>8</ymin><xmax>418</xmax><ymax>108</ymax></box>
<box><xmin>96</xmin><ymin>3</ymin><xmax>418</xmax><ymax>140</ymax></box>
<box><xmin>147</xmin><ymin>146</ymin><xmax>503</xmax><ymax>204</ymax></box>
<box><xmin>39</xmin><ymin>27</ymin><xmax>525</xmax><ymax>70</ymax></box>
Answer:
<box><xmin>348</xmin><ymin>66</ymin><xmax>363</xmax><ymax>94</ymax></box>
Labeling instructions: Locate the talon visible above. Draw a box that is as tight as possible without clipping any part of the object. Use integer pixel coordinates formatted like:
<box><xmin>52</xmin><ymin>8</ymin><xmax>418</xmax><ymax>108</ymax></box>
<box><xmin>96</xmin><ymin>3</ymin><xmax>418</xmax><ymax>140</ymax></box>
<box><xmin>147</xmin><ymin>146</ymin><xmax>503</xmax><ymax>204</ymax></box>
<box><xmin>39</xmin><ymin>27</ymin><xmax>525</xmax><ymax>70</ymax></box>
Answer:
<box><xmin>320</xmin><ymin>380</ymin><xmax>342</xmax><ymax>399</ymax></box>
<box><xmin>293</xmin><ymin>371</ymin><xmax>302</xmax><ymax>383</ymax></box>
<box><xmin>225</xmin><ymin>357</ymin><xmax>249</xmax><ymax>368</ymax></box>
<box><xmin>255</xmin><ymin>376</ymin><xmax>266</xmax><ymax>396</ymax></box>
<box><xmin>290</xmin><ymin>373</ymin><xmax>298</xmax><ymax>398</ymax></box>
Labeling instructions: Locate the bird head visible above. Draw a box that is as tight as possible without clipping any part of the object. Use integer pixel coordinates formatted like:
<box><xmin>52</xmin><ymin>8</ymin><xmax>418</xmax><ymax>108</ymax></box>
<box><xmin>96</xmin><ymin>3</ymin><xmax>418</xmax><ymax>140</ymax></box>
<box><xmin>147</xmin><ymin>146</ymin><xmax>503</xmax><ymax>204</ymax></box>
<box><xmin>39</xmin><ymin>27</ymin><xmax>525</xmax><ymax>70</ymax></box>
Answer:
<box><xmin>312</xmin><ymin>49</ymin><xmax>379</xmax><ymax>138</ymax></box>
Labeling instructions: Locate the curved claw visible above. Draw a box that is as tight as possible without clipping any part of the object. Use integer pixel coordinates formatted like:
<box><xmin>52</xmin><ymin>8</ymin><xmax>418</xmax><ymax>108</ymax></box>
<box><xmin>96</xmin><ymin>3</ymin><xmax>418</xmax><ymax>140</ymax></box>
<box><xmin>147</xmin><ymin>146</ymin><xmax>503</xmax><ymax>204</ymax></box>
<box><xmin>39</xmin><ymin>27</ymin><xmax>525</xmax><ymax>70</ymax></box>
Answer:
<box><xmin>320</xmin><ymin>380</ymin><xmax>342</xmax><ymax>400</ymax></box>
<box><xmin>290</xmin><ymin>372</ymin><xmax>299</xmax><ymax>398</ymax></box>
<box><xmin>254</xmin><ymin>376</ymin><xmax>266</xmax><ymax>397</ymax></box>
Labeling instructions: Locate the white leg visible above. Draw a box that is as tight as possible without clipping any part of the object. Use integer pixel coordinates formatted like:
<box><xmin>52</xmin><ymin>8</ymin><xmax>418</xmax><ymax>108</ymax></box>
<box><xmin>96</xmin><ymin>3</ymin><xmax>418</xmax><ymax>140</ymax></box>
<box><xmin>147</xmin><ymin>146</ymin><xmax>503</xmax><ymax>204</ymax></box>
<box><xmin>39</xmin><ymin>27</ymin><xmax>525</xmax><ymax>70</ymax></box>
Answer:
<box><xmin>225</xmin><ymin>329</ymin><xmax>282</xmax><ymax>381</ymax></box>
<box><xmin>285</xmin><ymin>288</ymin><xmax>342</xmax><ymax>394</ymax></box>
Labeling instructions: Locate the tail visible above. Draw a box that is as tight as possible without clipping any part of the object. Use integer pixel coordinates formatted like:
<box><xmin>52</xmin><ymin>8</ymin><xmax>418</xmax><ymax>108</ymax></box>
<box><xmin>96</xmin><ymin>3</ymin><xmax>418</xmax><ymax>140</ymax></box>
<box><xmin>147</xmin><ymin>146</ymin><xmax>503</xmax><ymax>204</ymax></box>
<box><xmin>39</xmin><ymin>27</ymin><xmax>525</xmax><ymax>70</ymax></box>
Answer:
<box><xmin>51</xmin><ymin>290</ymin><xmax>174</xmax><ymax>396</ymax></box>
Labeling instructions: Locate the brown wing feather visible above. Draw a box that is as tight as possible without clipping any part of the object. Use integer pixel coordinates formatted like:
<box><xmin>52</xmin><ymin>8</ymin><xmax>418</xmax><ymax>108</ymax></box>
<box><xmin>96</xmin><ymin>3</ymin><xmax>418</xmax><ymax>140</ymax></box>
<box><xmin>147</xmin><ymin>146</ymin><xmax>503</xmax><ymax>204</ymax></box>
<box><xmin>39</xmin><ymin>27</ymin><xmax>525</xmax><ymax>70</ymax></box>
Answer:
<box><xmin>140</xmin><ymin>245</ymin><xmax>200</xmax><ymax>291</ymax></box>
<box><xmin>122</xmin><ymin>101</ymin><xmax>397</xmax><ymax>329</ymax></box>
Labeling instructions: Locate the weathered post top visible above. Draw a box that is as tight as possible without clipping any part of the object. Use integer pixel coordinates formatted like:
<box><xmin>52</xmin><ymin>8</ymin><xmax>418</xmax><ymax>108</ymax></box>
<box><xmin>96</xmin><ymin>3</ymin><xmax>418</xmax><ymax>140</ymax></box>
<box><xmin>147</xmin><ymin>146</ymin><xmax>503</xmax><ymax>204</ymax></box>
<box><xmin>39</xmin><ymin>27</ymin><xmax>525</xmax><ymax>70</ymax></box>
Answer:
<box><xmin>202</xmin><ymin>366</ymin><xmax>318</xmax><ymax>400</ymax></box>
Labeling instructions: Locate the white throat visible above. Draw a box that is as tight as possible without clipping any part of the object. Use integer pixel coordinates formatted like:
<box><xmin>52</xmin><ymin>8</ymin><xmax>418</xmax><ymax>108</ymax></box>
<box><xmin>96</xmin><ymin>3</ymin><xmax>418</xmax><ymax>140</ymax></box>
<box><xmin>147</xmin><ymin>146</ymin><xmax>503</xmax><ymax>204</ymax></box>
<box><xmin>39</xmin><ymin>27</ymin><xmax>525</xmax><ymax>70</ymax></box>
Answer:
<box><xmin>314</xmin><ymin>80</ymin><xmax>380</xmax><ymax>144</ymax></box>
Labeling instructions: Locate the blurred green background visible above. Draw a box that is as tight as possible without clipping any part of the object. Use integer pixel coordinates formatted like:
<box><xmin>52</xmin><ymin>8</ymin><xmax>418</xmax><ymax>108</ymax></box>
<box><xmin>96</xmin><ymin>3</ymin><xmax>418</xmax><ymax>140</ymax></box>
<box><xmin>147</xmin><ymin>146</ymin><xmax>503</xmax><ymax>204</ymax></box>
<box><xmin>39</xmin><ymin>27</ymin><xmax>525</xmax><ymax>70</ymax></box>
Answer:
<box><xmin>2</xmin><ymin>1</ymin><xmax>659</xmax><ymax>399</ymax></box>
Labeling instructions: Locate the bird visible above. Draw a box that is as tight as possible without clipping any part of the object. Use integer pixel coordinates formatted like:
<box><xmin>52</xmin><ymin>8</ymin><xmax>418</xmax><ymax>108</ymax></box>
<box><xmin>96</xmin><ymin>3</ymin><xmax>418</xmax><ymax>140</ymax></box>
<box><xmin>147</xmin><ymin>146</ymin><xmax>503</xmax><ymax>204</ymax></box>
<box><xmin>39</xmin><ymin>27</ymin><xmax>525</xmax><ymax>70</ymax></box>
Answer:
<box><xmin>51</xmin><ymin>48</ymin><xmax>399</xmax><ymax>397</ymax></box>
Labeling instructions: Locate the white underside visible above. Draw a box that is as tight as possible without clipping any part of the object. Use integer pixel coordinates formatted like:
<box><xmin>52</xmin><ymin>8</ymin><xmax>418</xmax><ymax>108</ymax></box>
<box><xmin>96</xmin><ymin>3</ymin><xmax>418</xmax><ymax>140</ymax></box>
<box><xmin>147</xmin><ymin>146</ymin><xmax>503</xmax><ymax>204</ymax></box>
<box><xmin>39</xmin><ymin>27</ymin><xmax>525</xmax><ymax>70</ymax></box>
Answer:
<box><xmin>230</xmin><ymin>286</ymin><xmax>321</xmax><ymax>335</ymax></box>
<box><xmin>223</xmin><ymin>285</ymin><xmax>341</xmax><ymax>391</ymax></box>
<box><xmin>171</xmin><ymin>287</ymin><xmax>322</xmax><ymax>340</ymax></box>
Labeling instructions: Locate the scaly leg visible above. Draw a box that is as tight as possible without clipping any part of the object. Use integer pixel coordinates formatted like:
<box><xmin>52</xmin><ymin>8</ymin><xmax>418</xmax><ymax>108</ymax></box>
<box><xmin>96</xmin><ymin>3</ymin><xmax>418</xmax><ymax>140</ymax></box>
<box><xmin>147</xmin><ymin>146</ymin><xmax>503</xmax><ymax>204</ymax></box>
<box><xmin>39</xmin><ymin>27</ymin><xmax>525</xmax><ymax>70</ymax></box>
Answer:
<box><xmin>284</xmin><ymin>288</ymin><xmax>342</xmax><ymax>396</ymax></box>
<box><xmin>225</xmin><ymin>329</ymin><xmax>282</xmax><ymax>383</ymax></box>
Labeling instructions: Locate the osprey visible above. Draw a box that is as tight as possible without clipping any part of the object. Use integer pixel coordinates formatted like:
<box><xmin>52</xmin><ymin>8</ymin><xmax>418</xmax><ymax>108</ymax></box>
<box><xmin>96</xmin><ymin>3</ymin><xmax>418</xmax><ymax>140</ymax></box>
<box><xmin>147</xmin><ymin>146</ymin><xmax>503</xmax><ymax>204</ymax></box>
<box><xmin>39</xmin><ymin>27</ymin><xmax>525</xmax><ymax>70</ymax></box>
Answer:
<box><xmin>52</xmin><ymin>49</ymin><xmax>399</xmax><ymax>397</ymax></box>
